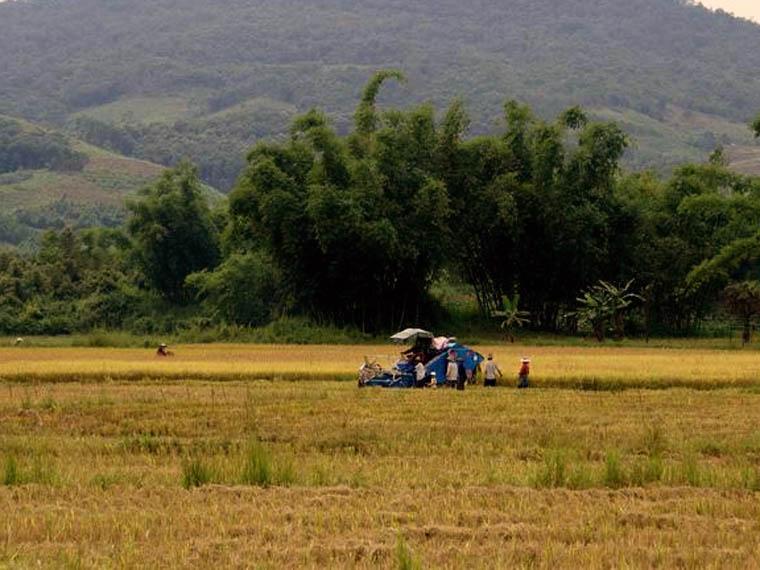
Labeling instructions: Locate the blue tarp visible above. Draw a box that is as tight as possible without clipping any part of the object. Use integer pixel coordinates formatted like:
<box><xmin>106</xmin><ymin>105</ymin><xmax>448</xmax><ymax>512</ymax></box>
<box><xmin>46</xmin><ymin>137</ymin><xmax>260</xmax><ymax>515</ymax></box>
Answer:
<box><xmin>362</xmin><ymin>342</ymin><xmax>484</xmax><ymax>388</ymax></box>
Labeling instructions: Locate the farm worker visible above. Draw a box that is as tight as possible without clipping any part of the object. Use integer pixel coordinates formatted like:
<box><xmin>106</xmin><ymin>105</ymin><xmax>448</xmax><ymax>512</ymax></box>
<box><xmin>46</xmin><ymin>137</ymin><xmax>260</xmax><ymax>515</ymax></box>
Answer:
<box><xmin>415</xmin><ymin>357</ymin><xmax>427</xmax><ymax>387</ymax></box>
<box><xmin>446</xmin><ymin>355</ymin><xmax>459</xmax><ymax>388</ymax></box>
<box><xmin>464</xmin><ymin>350</ymin><xmax>477</xmax><ymax>385</ymax></box>
<box><xmin>484</xmin><ymin>354</ymin><xmax>502</xmax><ymax>387</ymax></box>
<box><xmin>156</xmin><ymin>343</ymin><xmax>171</xmax><ymax>357</ymax></box>
<box><xmin>518</xmin><ymin>357</ymin><xmax>531</xmax><ymax>389</ymax></box>
<box><xmin>428</xmin><ymin>371</ymin><xmax>438</xmax><ymax>388</ymax></box>
<box><xmin>455</xmin><ymin>355</ymin><xmax>467</xmax><ymax>392</ymax></box>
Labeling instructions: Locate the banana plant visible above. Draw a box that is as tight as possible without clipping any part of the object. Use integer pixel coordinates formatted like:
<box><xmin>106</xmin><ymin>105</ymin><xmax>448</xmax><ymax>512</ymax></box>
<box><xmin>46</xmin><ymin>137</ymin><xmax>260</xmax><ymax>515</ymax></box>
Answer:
<box><xmin>572</xmin><ymin>280</ymin><xmax>643</xmax><ymax>342</ymax></box>
<box><xmin>492</xmin><ymin>294</ymin><xmax>530</xmax><ymax>343</ymax></box>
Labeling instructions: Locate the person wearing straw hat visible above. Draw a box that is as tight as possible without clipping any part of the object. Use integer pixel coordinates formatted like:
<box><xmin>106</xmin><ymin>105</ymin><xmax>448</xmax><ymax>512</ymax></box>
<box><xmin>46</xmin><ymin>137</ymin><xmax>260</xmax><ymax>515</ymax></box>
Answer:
<box><xmin>156</xmin><ymin>343</ymin><xmax>173</xmax><ymax>357</ymax></box>
<box><xmin>518</xmin><ymin>357</ymin><xmax>531</xmax><ymax>389</ymax></box>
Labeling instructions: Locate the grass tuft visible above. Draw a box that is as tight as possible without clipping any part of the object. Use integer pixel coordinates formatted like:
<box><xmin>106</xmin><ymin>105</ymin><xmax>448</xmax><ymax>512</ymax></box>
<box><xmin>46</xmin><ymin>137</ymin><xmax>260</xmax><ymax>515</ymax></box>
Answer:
<box><xmin>181</xmin><ymin>458</ymin><xmax>213</xmax><ymax>489</ymax></box>
<box><xmin>533</xmin><ymin>451</ymin><xmax>568</xmax><ymax>488</ymax></box>
<box><xmin>239</xmin><ymin>441</ymin><xmax>272</xmax><ymax>487</ymax></box>
<box><xmin>642</xmin><ymin>423</ymin><xmax>668</xmax><ymax>457</ymax></box>
<box><xmin>603</xmin><ymin>450</ymin><xmax>627</xmax><ymax>488</ymax></box>
<box><xmin>395</xmin><ymin>534</ymin><xmax>422</xmax><ymax>570</ymax></box>
<box><xmin>681</xmin><ymin>454</ymin><xmax>703</xmax><ymax>487</ymax></box>
<box><xmin>3</xmin><ymin>455</ymin><xmax>21</xmax><ymax>486</ymax></box>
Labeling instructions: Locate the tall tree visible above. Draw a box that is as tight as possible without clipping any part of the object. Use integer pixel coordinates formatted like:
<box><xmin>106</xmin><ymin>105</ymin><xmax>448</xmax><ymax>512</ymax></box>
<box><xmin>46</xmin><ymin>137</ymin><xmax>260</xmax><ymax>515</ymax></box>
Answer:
<box><xmin>447</xmin><ymin>101</ymin><xmax>631</xmax><ymax>329</ymax></box>
<box><xmin>228</xmin><ymin>72</ymin><xmax>450</xmax><ymax>331</ymax></box>
<box><xmin>128</xmin><ymin>162</ymin><xmax>219</xmax><ymax>302</ymax></box>
<box><xmin>723</xmin><ymin>281</ymin><xmax>760</xmax><ymax>345</ymax></box>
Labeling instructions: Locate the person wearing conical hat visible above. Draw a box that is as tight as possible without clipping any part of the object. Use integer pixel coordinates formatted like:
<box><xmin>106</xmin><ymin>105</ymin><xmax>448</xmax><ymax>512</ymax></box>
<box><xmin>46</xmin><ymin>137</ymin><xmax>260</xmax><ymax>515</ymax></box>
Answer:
<box><xmin>518</xmin><ymin>357</ymin><xmax>531</xmax><ymax>389</ymax></box>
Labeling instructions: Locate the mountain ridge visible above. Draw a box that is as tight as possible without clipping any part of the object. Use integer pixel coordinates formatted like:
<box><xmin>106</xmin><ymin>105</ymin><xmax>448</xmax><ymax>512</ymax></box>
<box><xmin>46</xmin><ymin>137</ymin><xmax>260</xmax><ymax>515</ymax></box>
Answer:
<box><xmin>1</xmin><ymin>0</ymin><xmax>760</xmax><ymax>188</ymax></box>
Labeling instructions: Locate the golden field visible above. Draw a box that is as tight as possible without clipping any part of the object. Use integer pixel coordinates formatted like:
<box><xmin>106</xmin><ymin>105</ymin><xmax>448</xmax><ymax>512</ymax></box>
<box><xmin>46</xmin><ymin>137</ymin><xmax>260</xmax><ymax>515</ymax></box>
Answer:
<box><xmin>0</xmin><ymin>343</ymin><xmax>759</xmax><ymax>389</ymax></box>
<box><xmin>3</xmin><ymin>345</ymin><xmax>760</xmax><ymax>567</ymax></box>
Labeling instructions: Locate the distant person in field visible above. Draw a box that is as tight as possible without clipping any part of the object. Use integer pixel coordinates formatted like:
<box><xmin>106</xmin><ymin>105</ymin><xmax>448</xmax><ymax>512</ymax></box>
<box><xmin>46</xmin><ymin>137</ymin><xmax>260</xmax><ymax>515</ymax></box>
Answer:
<box><xmin>464</xmin><ymin>350</ymin><xmax>477</xmax><ymax>385</ymax></box>
<box><xmin>415</xmin><ymin>357</ymin><xmax>427</xmax><ymax>388</ymax></box>
<box><xmin>518</xmin><ymin>357</ymin><xmax>531</xmax><ymax>388</ymax></box>
<box><xmin>446</xmin><ymin>355</ymin><xmax>460</xmax><ymax>388</ymax></box>
<box><xmin>483</xmin><ymin>354</ymin><xmax>502</xmax><ymax>387</ymax></box>
<box><xmin>156</xmin><ymin>343</ymin><xmax>173</xmax><ymax>357</ymax></box>
<box><xmin>455</xmin><ymin>355</ymin><xmax>467</xmax><ymax>391</ymax></box>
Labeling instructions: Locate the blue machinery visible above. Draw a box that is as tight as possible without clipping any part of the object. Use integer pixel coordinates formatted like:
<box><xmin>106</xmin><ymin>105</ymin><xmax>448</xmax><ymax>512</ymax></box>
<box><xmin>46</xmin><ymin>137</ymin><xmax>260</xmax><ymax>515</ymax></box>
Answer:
<box><xmin>359</xmin><ymin>328</ymin><xmax>484</xmax><ymax>388</ymax></box>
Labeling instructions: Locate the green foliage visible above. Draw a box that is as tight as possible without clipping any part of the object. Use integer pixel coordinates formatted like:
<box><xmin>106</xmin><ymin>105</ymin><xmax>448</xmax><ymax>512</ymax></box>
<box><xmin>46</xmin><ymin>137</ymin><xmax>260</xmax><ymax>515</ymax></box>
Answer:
<box><xmin>394</xmin><ymin>534</ymin><xmax>422</xmax><ymax>570</ymax></box>
<box><xmin>0</xmin><ymin>226</ymin><xmax>143</xmax><ymax>335</ymax></box>
<box><xmin>181</xmin><ymin>458</ymin><xmax>213</xmax><ymax>489</ymax></box>
<box><xmin>187</xmin><ymin>252</ymin><xmax>278</xmax><ymax>327</ymax></box>
<box><xmin>723</xmin><ymin>281</ymin><xmax>760</xmax><ymax>344</ymax></box>
<box><xmin>16</xmin><ymin>198</ymin><xmax>126</xmax><ymax>232</ymax></box>
<box><xmin>229</xmin><ymin>73</ymin><xmax>452</xmax><ymax>331</ymax></box>
<box><xmin>128</xmin><ymin>162</ymin><xmax>220</xmax><ymax>302</ymax></box>
<box><xmin>681</xmin><ymin>454</ymin><xmax>703</xmax><ymax>487</ymax></box>
<box><xmin>239</xmin><ymin>441</ymin><xmax>273</xmax><ymax>487</ymax></box>
<box><xmin>0</xmin><ymin>212</ymin><xmax>33</xmax><ymax>246</ymax></box>
<box><xmin>2</xmin><ymin>454</ymin><xmax>58</xmax><ymax>486</ymax></box>
<box><xmin>687</xmin><ymin>233</ymin><xmax>760</xmax><ymax>293</ymax></box>
<box><xmin>4</xmin><ymin>81</ymin><xmax>760</xmax><ymax>339</ymax></box>
<box><xmin>572</xmin><ymin>280</ymin><xmax>643</xmax><ymax>341</ymax></box>
<box><xmin>0</xmin><ymin>117</ymin><xmax>87</xmax><ymax>174</ymax></box>
<box><xmin>533</xmin><ymin>451</ymin><xmax>568</xmax><ymax>488</ymax></box>
<box><xmin>353</xmin><ymin>69</ymin><xmax>405</xmax><ymax>139</ymax></box>
<box><xmin>3</xmin><ymin>455</ymin><xmax>20</xmax><ymax>486</ymax></box>
<box><xmin>603</xmin><ymin>451</ymin><xmax>626</xmax><ymax>489</ymax></box>
<box><xmin>445</xmin><ymin>102</ymin><xmax>632</xmax><ymax>328</ymax></box>
<box><xmin>493</xmin><ymin>294</ymin><xmax>530</xmax><ymax>342</ymax></box>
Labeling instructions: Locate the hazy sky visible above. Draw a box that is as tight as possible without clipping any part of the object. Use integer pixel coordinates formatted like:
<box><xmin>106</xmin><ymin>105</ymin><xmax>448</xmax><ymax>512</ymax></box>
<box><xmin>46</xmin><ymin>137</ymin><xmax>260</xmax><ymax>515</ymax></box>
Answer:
<box><xmin>700</xmin><ymin>0</ymin><xmax>760</xmax><ymax>22</ymax></box>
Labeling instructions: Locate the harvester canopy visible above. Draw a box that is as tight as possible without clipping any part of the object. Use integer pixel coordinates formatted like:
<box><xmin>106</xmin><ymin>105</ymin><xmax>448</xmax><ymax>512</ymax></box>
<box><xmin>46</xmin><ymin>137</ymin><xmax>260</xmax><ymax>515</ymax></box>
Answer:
<box><xmin>390</xmin><ymin>328</ymin><xmax>434</xmax><ymax>343</ymax></box>
<box><xmin>358</xmin><ymin>328</ymin><xmax>483</xmax><ymax>388</ymax></box>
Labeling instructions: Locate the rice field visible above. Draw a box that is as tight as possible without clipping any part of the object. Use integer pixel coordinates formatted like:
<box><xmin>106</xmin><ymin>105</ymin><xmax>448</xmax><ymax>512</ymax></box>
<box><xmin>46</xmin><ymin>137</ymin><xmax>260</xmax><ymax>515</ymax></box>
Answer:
<box><xmin>3</xmin><ymin>344</ymin><xmax>760</xmax><ymax>568</ymax></box>
<box><xmin>0</xmin><ymin>343</ymin><xmax>759</xmax><ymax>389</ymax></box>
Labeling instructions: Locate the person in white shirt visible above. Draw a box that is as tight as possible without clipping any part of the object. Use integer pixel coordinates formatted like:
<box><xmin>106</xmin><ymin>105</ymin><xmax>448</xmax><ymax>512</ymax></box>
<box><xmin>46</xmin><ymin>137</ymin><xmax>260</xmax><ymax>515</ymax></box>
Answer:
<box><xmin>446</xmin><ymin>357</ymin><xmax>459</xmax><ymax>388</ymax></box>
<box><xmin>484</xmin><ymin>354</ymin><xmax>502</xmax><ymax>387</ymax></box>
<box><xmin>415</xmin><ymin>358</ymin><xmax>427</xmax><ymax>387</ymax></box>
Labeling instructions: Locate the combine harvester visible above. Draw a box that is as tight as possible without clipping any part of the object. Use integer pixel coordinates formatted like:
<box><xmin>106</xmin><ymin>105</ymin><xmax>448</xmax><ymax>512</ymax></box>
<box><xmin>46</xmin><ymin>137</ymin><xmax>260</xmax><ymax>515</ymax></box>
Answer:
<box><xmin>358</xmin><ymin>328</ymin><xmax>483</xmax><ymax>388</ymax></box>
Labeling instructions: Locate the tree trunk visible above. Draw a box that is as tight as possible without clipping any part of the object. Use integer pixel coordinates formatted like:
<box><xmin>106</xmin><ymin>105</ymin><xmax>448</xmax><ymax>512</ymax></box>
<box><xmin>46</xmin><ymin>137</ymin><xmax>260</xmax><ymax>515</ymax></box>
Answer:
<box><xmin>593</xmin><ymin>321</ymin><xmax>605</xmax><ymax>343</ymax></box>
<box><xmin>613</xmin><ymin>312</ymin><xmax>624</xmax><ymax>341</ymax></box>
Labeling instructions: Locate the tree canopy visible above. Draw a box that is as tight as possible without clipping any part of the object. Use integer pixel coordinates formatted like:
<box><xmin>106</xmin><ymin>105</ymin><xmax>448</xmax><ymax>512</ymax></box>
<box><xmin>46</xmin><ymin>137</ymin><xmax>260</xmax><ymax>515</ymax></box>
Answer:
<box><xmin>3</xmin><ymin>72</ymin><xmax>760</xmax><ymax>339</ymax></box>
<box><xmin>128</xmin><ymin>162</ymin><xmax>220</xmax><ymax>302</ymax></box>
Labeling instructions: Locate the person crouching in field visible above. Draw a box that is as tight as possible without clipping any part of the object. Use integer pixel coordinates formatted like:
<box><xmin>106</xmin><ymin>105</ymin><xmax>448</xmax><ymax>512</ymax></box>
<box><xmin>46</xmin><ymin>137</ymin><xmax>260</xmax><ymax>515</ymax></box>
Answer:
<box><xmin>518</xmin><ymin>357</ymin><xmax>531</xmax><ymax>388</ymax></box>
<box><xmin>483</xmin><ymin>354</ymin><xmax>502</xmax><ymax>387</ymax></box>
<box><xmin>156</xmin><ymin>343</ymin><xmax>173</xmax><ymax>357</ymax></box>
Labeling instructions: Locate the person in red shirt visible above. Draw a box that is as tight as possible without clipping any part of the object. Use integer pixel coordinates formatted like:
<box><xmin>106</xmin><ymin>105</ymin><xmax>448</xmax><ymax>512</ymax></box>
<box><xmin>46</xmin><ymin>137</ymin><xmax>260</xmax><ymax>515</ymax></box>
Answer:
<box><xmin>518</xmin><ymin>357</ymin><xmax>531</xmax><ymax>388</ymax></box>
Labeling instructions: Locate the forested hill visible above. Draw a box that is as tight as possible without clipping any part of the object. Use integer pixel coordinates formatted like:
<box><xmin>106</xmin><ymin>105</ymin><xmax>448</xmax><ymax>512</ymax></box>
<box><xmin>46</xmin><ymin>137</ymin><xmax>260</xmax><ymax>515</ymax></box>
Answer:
<box><xmin>0</xmin><ymin>114</ymin><xmax>221</xmax><ymax>247</ymax></box>
<box><xmin>2</xmin><ymin>0</ymin><xmax>760</xmax><ymax>189</ymax></box>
